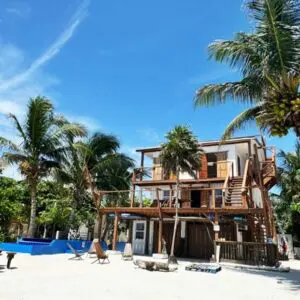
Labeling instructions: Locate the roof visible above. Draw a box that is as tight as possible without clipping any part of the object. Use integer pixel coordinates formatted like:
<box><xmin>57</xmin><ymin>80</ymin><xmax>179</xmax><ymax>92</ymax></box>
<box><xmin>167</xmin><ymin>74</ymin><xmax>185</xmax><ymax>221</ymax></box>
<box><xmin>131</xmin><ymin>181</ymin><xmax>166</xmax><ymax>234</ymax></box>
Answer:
<box><xmin>136</xmin><ymin>135</ymin><xmax>263</xmax><ymax>153</ymax></box>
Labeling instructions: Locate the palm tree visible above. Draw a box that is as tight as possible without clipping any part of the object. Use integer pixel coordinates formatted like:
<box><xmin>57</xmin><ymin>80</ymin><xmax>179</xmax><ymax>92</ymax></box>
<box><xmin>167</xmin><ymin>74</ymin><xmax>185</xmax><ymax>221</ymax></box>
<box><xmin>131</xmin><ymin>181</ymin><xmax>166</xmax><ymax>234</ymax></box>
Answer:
<box><xmin>271</xmin><ymin>141</ymin><xmax>300</xmax><ymax>240</ymax></box>
<box><xmin>277</xmin><ymin>142</ymin><xmax>300</xmax><ymax>209</ymax></box>
<box><xmin>57</xmin><ymin>132</ymin><xmax>134</xmax><ymax>238</ymax></box>
<box><xmin>0</xmin><ymin>97</ymin><xmax>86</xmax><ymax>237</ymax></box>
<box><xmin>160</xmin><ymin>125</ymin><xmax>202</xmax><ymax>263</ymax></box>
<box><xmin>195</xmin><ymin>0</ymin><xmax>300</xmax><ymax>139</ymax></box>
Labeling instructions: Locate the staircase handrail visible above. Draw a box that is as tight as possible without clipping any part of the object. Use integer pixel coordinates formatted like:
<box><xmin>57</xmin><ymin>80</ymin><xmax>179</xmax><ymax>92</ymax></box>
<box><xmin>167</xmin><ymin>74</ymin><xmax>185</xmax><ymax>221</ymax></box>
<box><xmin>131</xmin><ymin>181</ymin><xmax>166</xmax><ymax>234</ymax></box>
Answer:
<box><xmin>222</xmin><ymin>161</ymin><xmax>232</xmax><ymax>207</ymax></box>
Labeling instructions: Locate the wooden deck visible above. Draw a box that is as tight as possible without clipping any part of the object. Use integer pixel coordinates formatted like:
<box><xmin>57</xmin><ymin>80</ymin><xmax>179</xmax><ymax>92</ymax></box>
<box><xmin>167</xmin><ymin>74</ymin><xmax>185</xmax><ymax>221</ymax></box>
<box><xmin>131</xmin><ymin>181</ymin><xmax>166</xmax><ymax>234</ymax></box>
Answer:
<box><xmin>132</xmin><ymin>177</ymin><xmax>226</xmax><ymax>186</ymax></box>
<box><xmin>100</xmin><ymin>207</ymin><xmax>264</xmax><ymax>217</ymax></box>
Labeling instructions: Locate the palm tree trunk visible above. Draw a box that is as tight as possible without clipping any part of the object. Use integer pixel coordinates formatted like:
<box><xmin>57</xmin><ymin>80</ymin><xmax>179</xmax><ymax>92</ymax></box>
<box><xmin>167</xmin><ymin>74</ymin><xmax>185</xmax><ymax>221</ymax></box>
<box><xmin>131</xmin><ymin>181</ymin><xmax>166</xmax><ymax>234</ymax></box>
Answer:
<box><xmin>169</xmin><ymin>167</ymin><xmax>180</xmax><ymax>264</ymax></box>
<box><xmin>27</xmin><ymin>182</ymin><xmax>37</xmax><ymax>237</ymax></box>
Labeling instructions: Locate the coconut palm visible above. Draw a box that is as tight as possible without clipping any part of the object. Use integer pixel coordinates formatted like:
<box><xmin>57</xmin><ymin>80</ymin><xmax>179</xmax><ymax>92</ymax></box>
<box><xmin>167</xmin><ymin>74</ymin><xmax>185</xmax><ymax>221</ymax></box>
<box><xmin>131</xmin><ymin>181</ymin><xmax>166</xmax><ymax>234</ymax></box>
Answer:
<box><xmin>160</xmin><ymin>125</ymin><xmax>202</xmax><ymax>263</ymax></box>
<box><xmin>271</xmin><ymin>142</ymin><xmax>300</xmax><ymax>240</ymax></box>
<box><xmin>195</xmin><ymin>0</ymin><xmax>300</xmax><ymax>139</ymax></box>
<box><xmin>0</xmin><ymin>97</ymin><xmax>87</xmax><ymax>237</ymax></box>
<box><xmin>56</xmin><ymin>132</ymin><xmax>134</xmax><ymax>237</ymax></box>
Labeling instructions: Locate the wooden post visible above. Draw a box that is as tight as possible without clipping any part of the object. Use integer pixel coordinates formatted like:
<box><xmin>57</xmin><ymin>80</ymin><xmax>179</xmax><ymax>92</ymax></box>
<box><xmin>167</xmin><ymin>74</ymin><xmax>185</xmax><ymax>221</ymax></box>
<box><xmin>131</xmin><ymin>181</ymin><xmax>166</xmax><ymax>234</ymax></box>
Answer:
<box><xmin>211</xmin><ymin>189</ymin><xmax>215</xmax><ymax>209</ymax></box>
<box><xmin>169</xmin><ymin>185</ymin><xmax>172</xmax><ymax>207</ymax></box>
<box><xmin>130</xmin><ymin>185</ymin><xmax>136</xmax><ymax>207</ymax></box>
<box><xmin>112</xmin><ymin>213</ymin><xmax>119</xmax><ymax>251</ymax></box>
<box><xmin>139</xmin><ymin>152</ymin><xmax>145</xmax><ymax>181</ymax></box>
<box><xmin>254</xmin><ymin>144</ymin><xmax>271</xmax><ymax>238</ymax></box>
<box><xmin>158</xmin><ymin>219</ymin><xmax>163</xmax><ymax>253</ymax></box>
<box><xmin>156</xmin><ymin>188</ymin><xmax>159</xmax><ymax>207</ymax></box>
<box><xmin>214</xmin><ymin>213</ymin><xmax>219</xmax><ymax>241</ymax></box>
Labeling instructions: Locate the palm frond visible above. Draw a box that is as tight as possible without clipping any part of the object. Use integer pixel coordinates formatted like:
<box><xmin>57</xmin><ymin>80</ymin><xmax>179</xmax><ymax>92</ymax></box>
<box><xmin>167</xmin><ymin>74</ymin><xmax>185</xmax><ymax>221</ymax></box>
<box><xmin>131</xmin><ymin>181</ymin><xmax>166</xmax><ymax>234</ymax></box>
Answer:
<box><xmin>25</xmin><ymin>96</ymin><xmax>53</xmax><ymax>151</ymax></box>
<box><xmin>194</xmin><ymin>77</ymin><xmax>261</xmax><ymax>107</ymax></box>
<box><xmin>7</xmin><ymin>113</ymin><xmax>28</xmax><ymax>145</ymax></box>
<box><xmin>221</xmin><ymin>105</ymin><xmax>262</xmax><ymax>140</ymax></box>
<box><xmin>0</xmin><ymin>137</ymin><xmax>21</xmax><ymax>152</ymax></box>
<box><xmin>2</xmin><ymin>153</ymin><xmax>27</xmax><ymax>166</ymax></box>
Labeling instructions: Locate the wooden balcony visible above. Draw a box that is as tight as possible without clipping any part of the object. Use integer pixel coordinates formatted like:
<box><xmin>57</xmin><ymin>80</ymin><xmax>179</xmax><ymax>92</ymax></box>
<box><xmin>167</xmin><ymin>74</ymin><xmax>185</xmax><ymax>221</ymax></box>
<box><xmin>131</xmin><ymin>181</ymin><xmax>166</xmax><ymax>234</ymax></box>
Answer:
<box><xmin>132</xmin><ymin>161</ymin><xmax>234</xmax><ymax>186</ymax></box>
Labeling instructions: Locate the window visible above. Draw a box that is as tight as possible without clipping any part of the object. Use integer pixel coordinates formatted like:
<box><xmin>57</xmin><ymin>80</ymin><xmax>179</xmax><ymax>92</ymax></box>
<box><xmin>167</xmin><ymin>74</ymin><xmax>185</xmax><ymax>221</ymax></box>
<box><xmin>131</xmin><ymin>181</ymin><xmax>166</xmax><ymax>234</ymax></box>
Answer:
<box><xmin>136</xmin><ymin>223</ymin><xmax>144</xmax><ymax>231</ymax></box>
<box><xmin>163</xmin><ymin>190</ymin><xmax>170</xmax><ymax>200</ymax></box>
<box><xmin>135</xmin><ymin>231</ymin><xmax>144</xmax><ymax>240</ymax></box>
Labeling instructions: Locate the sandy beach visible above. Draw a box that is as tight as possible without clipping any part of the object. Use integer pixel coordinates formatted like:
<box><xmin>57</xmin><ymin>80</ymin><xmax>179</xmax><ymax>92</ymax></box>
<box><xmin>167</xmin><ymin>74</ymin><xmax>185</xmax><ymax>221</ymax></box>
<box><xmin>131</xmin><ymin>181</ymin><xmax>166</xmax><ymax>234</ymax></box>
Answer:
<box><xmin>1</xmin><ymin>253</ymin><xmax>300</xmax><ymax>300</ymax></box>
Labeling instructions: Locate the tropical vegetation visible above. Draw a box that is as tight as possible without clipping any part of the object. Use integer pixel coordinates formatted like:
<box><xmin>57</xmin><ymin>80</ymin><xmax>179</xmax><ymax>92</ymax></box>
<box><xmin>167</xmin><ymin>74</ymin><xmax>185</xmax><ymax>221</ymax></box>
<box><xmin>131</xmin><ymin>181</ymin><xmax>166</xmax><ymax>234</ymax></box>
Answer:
<box><xmin>195</xmin><ymin>0</ymin><xmax>300</xmax><ymax>139</ymax></box>
<box><xmin>271</xmin><ymin>142</ymin><xmax>300</xmax><ymax>242</ymax></box>
<box><xmin>0</xmin><ymin>97</ymin><xmax>134</xmax><ymax>240</ymax></box>
<box><xmin>160</xmin><ymin>125</ymin><xmax>202</xmax><ymax>263</ymax></box>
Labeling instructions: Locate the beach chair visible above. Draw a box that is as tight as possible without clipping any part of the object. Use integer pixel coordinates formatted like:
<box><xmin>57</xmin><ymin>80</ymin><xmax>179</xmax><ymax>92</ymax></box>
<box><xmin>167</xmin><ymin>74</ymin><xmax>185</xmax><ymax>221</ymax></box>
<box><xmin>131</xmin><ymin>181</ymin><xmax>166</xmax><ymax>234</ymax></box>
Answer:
<box><xmin>92</xmin><ymin>242</ymin><xmax>109</xmax><ymax>264</ymax></box>
<box><xmin>85</xmin><ymin>239</ymin><xmax>98</xmax><ymax>258</ymax></box>
<box><xmin>122</xmin><ymin>243</ymin><xmax>133</xmax><ymax>261</ymax></box>
<box><xmin>67</xmin><ymin>243</ymin><xmax>84</xmax><ymax>260</ymax></box>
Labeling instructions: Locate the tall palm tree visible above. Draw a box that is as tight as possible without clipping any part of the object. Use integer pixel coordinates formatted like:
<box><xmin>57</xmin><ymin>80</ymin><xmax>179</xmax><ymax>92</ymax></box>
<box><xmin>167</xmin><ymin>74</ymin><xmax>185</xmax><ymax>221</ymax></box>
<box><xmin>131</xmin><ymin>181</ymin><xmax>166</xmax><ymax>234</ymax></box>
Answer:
<box><xmin>57</xmin><ymin>132</ymin><xmax>134</xmax><ymax>237</ymax></box>
<box><xmin>271</xmin><ymin>142</ymin><xmax>300</xmax><ymax>240</ymax></box>
<box><xmin>195</xmin><ymin>0</ymin><xmax>300</xmax><ymax>139</ymax></box>
<box><xmin>160</xmin><ymin>125</ymin><xmax>202</xmax><ymax>263</ymax></box>
<box><xmin>0</xmin><ymin>97</ymin><xmax>86</xmax><ymax>237</ymax></box>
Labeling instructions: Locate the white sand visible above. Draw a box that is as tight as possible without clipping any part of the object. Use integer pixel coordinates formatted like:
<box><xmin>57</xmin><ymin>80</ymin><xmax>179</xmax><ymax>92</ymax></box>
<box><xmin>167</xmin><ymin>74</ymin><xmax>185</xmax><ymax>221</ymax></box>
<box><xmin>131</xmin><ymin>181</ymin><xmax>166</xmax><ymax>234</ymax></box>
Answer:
<box><xmin>1</xmin><ymin>253</ymin><xmax>300</xmax><ymax>300</ymax></box>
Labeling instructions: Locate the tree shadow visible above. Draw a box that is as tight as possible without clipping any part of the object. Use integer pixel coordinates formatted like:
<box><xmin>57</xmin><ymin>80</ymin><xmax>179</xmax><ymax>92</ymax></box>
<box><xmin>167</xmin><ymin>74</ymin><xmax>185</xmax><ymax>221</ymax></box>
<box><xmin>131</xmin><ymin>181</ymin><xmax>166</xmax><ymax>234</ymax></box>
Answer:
<box><xmin>229</xmin><ymin>266</ymin><xmax>300</xmax><ymax>292</ymax></box>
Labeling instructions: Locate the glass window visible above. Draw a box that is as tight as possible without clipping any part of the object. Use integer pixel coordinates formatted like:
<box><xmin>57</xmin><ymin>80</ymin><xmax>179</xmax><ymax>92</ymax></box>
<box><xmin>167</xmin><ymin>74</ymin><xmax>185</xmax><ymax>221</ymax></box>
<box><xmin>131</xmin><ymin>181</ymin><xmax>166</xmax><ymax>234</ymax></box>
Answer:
<box><xmin>136</xmin><ymin>223</ymin><xmax>144</xmax><ymax>231</ymax></box>
<box><xmin>135</xmin><ymin>232</ymin><xmax>144</xmax><ymax>240</ymax></box>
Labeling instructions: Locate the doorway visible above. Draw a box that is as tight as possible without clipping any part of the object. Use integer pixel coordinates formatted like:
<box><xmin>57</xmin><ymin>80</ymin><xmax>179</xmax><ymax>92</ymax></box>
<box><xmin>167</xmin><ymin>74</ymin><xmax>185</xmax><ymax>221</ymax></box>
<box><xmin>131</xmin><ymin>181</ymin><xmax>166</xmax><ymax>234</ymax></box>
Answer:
<box><xmin>132</xmin><ymin>221</ymin><xmax>147</xmax><ymax>255</ymax></box>
<box><xmin>191</xmin><ymin>190</ymin><xmax>201</xmax><ymax>208</ymax></box>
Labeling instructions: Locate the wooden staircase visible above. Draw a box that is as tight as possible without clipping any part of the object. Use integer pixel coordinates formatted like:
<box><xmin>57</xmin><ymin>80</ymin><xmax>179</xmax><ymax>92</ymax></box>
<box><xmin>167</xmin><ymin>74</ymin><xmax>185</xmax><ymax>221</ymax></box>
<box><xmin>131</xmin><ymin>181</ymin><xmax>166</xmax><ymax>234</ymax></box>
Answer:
<box><xmin>225</xmin><ymin>177</ymin><xmax>243</xmax><ymax>206</ymax></box>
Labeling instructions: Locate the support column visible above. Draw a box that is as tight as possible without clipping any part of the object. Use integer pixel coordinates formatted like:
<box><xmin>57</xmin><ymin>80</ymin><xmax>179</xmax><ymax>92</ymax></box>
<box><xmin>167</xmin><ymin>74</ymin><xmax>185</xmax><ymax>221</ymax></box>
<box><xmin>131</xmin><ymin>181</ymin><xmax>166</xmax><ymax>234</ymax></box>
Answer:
<box><xmin>130</xmin><ymin>185</ymin><xmax>136</xmax><ymax>207</ymax></box>
<box><xmin>140</xmin><ymin>152</ymin><xmax>144</xmax><ymax>181</ymax></box>
<box><xmin>214</xmin><ymin>213</ymin><xmax>219</xmax><ymax>241</ymax></box>
<box><xmin>158</xmin><ymin>219</ymin><xmax>163</xmax><ymax>253</ymax></box>
<box><xmin>112</xmin><ymin>213</ymin><xmax>119</xmax><ymax>251</ymax></box>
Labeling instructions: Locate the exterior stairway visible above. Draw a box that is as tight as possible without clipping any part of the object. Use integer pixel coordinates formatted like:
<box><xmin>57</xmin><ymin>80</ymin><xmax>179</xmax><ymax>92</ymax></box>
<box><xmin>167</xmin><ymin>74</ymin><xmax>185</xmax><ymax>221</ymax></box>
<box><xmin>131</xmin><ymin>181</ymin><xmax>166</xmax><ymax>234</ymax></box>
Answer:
<box><xmin>225</xmin><ymin>177</ymin><xmax>243</xmax><ymax>206</ymax></box>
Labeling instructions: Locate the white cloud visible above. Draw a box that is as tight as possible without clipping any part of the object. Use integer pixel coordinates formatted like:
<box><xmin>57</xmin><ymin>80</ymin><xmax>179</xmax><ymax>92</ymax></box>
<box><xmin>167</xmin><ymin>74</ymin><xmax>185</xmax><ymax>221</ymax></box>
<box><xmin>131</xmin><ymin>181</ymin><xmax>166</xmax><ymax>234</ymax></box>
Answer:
<box><xmin>0</xmin><ymin>0</ymin><xmax>89</xmax><ymax>92</ymax></box>
<box><xmin>6</xmin><ymin>2</ymin><xmax>31</xmax><ymax>18</ymax></box>
<box><xmin>0</xmin><ymin>0</ymin><xmax>90</xmax><ymax>179</ymax></box>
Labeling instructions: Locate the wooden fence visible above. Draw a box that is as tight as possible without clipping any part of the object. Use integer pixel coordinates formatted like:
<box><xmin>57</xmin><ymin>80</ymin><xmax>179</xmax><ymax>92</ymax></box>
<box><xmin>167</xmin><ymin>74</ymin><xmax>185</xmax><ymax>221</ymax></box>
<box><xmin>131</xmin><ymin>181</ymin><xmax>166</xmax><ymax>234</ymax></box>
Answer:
<box><xmin>216</xmin><ymin>240</ymin><xmax>278</xmax><ymax>266</ymax></box>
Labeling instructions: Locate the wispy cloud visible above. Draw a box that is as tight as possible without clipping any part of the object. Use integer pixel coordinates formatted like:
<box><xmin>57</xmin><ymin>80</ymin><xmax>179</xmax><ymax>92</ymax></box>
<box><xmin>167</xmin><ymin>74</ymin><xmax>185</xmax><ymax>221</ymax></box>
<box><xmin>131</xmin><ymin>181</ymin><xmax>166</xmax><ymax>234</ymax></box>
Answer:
<box><xmin>0</xmin><ymin>1</ymin><xmax>90</xmax><ymax>179</ymax></box>
<box><xmin>5</xmin><ymin>1</ymin><xmax>31</xmax><ymax>18</ymax></box>
<box><xmin>0</xmin><ymin>0</ymin><xmax>89</xmax><ymax>92</ymax></box>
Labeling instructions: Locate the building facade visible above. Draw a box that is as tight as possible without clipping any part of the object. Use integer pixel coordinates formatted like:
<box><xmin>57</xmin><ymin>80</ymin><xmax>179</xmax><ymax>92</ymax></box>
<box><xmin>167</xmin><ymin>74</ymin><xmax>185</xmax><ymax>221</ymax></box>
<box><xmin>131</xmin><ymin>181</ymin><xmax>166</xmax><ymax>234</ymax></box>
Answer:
<box><xmin>100</xmin><ymin>136</ymin><xmax>277</xmax><ymax>263</ymax></box>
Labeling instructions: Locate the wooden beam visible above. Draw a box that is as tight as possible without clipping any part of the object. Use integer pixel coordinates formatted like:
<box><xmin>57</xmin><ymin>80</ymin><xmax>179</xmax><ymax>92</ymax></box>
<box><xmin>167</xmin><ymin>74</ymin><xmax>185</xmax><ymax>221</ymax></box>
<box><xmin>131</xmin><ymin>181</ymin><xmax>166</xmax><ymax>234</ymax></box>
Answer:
<box><xmin>169</xmin><ymin>185</ymin><xmax>172</xmax><ymax>207</ymax></box>
<box><xmin>211</xmin><ymin>189</ymin><xmax>216</xmax><ymax>209</ymax></box>
<box><xmin>214</xmin><ymin>213</ymin><xmax>219</xmax><ymax>241</ymax></box>
<box><xmin>112</xmin><ymin>213</ymin><xmax>119</xmax><ymax>251</ymax></box>
<box><xmin>130</xmin><ymin>185</ymin><xmax>136</xmax><ymax>207</ymax></box>
<box><xmin>158</xmin><ymin>219</ymin><xmax>163</xmax><ymax>253</ymax></box>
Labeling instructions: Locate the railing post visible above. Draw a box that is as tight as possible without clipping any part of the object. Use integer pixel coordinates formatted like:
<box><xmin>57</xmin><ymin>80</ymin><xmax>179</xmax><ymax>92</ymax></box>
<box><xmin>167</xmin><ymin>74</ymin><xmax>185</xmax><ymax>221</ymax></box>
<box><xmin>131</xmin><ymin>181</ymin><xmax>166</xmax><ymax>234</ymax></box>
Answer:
<box><xmin>130</xmin><ymin>185</ymin><xmax>135</xmax><ymax>207</ymax></box>
<box><xmin>211</xmin><ymin>189</ymin><xmax>215</xmax><ymax>209</ymax></box>
<box><xmin>112</xmin><ymin>213</ymin><xmax>119</xmax><ymax>251</ymax></box>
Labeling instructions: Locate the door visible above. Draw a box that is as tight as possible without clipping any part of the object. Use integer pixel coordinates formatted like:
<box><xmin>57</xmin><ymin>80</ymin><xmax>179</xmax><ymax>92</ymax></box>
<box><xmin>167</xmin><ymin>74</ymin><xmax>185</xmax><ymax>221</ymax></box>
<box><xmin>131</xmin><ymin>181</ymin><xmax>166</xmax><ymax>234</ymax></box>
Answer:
<box><xmin>187</xmin><ymin>223</ymin><xmax>214</xmax><ymax>259</ymax></box>
<box><xmin>132</xmin><ymin>221</ymin><xmax>147</xmax><ymax>255</ymax></box>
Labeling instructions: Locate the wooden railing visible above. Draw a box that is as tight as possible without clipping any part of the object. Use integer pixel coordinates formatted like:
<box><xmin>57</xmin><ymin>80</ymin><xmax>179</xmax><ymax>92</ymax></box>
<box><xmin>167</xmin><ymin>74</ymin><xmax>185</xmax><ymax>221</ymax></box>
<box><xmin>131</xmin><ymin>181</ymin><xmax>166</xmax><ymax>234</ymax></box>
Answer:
<box><xmin>216</xmin><ymin>240</ymin><xmax>278</xmax><ymax>266</ymax></box>
<box><xmin>241</xmin><ymin>159</ymin><xmax>252</xmax><ymax>208</ymax></box>
<box><xmin>222</xmin><ymin>161</ymin><xmax>233</xmax><ymax>206</ymax></box>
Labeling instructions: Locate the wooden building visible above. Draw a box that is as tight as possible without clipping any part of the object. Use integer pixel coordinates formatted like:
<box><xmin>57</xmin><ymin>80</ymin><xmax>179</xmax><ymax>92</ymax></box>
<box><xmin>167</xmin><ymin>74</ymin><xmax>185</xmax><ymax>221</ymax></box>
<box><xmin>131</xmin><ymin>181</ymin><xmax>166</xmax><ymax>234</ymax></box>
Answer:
<box><xmin>99</xmin><ymin>136</ymin><xmax>278</xmax><ymax>265</ymax></box>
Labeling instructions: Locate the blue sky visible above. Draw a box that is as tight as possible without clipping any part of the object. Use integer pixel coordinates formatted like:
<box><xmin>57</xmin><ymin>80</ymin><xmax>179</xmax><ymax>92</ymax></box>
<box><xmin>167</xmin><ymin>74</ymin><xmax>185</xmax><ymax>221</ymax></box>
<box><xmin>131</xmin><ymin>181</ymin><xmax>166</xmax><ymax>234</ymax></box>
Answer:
<box><xmin>0</xmin><ymin>0</ymin><xmax>296</xmax><ymax>176</ymax></box>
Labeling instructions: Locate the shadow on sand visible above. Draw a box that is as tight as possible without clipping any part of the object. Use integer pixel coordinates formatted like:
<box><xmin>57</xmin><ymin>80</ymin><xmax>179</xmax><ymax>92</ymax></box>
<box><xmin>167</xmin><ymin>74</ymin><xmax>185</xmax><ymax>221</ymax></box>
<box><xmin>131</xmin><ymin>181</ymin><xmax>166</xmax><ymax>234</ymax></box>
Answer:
<box><xmin>228</xmin><ymin>265</ymin><xmax>300</xmax><ymax>292</ymax></box>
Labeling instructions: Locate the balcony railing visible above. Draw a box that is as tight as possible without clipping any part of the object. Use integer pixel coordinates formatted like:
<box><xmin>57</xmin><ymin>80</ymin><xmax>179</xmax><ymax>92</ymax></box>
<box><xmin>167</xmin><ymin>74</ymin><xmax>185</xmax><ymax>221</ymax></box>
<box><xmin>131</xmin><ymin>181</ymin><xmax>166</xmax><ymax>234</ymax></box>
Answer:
<box><xmin>129</xmin><ymin>186</ymin><xmax>250</xmax><ymax>208</ymax></box>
